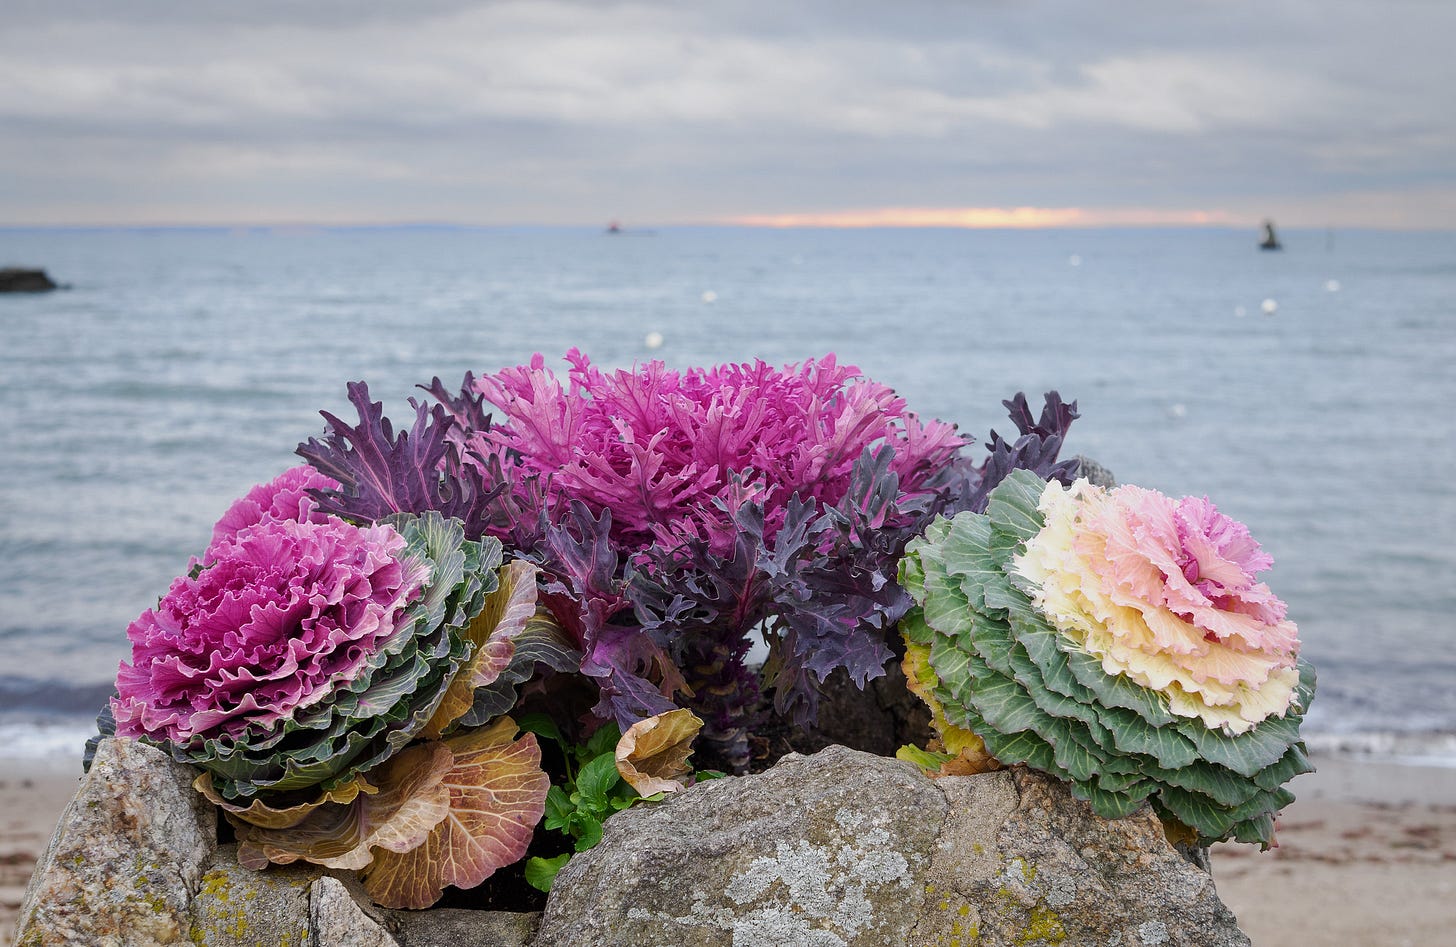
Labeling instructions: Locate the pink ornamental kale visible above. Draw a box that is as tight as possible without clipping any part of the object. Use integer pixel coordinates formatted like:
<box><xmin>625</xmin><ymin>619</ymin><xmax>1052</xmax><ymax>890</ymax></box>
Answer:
<box><xmin>469</xmin><ymin>349</ymin><xmax>966</xmax><ymax>552</ymax></box>
<box><xmin>113</xmin><ymin>518</ymin><xmax>428</xmax><ymax>747</ymax></box>
<box><xmin>210</xmin><ymin>464</ymin><xmax>340</xmax><ymax>548</ymax></box>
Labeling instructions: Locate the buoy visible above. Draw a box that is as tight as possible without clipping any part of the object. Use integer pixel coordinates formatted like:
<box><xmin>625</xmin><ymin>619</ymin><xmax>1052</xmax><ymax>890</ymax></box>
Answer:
<box><xmin>1234</xmin><ymin>306</ymin><xmax>1248</xmax><ymax>318</ymax></box>
<box><xmin>1068</xmin><ymin>254</ymin><xmax>1082</xmax><ymax>267</ymax></box>
<box><xmin>1325</xmin><ymin>279</ymin><xmax>1341</xmax><ymax>292</ymax></box>
<box><xmin>644</xmin><ymin>331</ymin><xmax>664</xmax><ymax>350</ymax></box>
<box><xmin>1261</xmin><ymin>299</ymin><xmax>1278</xmax><ymax>315</ymax></box>
<box><xmin>701</xmin><ymin>290</ymin><xmax>718</xmax><ymax>304</ymax></box>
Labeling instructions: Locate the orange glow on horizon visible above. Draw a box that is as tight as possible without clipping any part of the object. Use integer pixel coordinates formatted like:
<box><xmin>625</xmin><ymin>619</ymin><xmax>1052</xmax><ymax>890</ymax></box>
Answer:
<box><xmin>722</xmin><ymin>207</ymin><xmax>1234</xmax><ymax>229</ymax></box>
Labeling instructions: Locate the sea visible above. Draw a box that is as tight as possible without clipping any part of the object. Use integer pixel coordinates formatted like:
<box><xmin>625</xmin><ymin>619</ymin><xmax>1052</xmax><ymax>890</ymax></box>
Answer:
<box><xmin>2</xmin><ymin>225</ymin><xmax>1453</xmax><ymax>767</ymax></box>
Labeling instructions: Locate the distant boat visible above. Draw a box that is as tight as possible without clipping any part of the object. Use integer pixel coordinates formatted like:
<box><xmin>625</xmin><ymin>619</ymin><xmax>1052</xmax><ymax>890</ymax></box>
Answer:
<box><xmin>606</xmin><ymin>220</ymin><xmax>622</xmax><ymax>234</ymax></box>
<box><xmin>1259</xmin><ymin>220</ymin><xmax>1282</xmax><ymax>251</ymax></box>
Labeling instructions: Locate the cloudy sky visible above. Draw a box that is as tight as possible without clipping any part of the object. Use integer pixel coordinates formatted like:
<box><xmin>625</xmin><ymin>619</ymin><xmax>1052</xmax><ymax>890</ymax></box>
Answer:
<box><xmin>2</xmin><ymin>0</ymin><xmax>1452</xmax><ymax>228</ymax></box>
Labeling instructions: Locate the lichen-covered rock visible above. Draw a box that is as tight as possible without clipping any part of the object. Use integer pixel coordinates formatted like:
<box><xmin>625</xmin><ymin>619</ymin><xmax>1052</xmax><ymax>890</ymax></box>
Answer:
<box><xmin>912</xmin><ymin>768</ymin><xmax>1248</xmax><ymax>946</ymax></box>
<box><xmin>531</xmin><ymin>745</ymin><xmax>1249</xmax><ymax>947</ymax></box>
<box><xmin>535</xmin><ymin>746</ymin><xmax>948</xmax><ymax>946</ymax></box>
<box><xmin>14</xmin><ymin>737</ymin><xmax>216</xmax><ymax>947</ymax></box>
<box><xmin>187</xmin><ymin>846</ymin><xmax>321</xmax><ymax>947</ymax></box>
<box><xmin>20</xmin><ymin>739</ymin><xmax>1248</xmax><ymax>946</ymax></box>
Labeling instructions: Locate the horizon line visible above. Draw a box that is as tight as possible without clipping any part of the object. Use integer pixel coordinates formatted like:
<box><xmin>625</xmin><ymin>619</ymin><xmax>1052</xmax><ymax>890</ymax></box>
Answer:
<box><xmin>3</xmin><ymin>220</ymin><xmax>1445</xmax><ymax>233</ymax></box>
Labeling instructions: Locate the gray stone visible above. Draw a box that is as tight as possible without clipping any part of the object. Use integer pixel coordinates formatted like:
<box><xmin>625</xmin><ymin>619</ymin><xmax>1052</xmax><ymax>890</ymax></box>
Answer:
<box><xmin>311</xmin><ymin>876</ymin><xmax>396</xmax><ymax>947</ymax></box>
<box><xmin>531</xmin><ymin>746</ymin><xmax>1248</xmax><ymax>947</ymax></box>
<box><xmin>534</xmin><ymin>745</ymin><xmax>948</xmax><ymax>946</ymax></box>
<box><xmin>912</xmin><ymin>768</ymin><xmax>1248</xmax><ymax>946</ymax></box>
<box><xmin>14</xmin><ymin>737</ymin><xmax>216</xmax><ymax>947</ymax></box>
<box><xmin>187</xmin><ymin>846</ymin><xmax>321</xmax><ymax>947</ymax></box>
<box><xmin>1073</xmin><ymin>454</ymin><xmax>1118</xmax><ymax>488</ymax></box>
<box><xmin>387</xmin><ymin>908</ymin><xmax>540</xmax><ymax>946</ymax></box>
<box><xmin>20</xmin><ymin>739</ymin><xmax>1249</xmax><ymax>947</ymax></box>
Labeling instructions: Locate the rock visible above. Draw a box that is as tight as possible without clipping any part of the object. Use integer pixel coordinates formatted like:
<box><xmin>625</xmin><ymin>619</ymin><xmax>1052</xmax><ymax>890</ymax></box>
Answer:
<box><xmin>0</xmin><ymin>267</ymin><xmax>58</xmax><ymax>292</ymax></box>
<box><xmin>311</xmin><ymin>877</ymin><xmax>396</xmax><ymax>947</ymax></box>
<box><xmin>21</xmin><ymin>739</ymin><xmax>1247</xmax><ymax>946</ymax></box>
<box><xmin>538</xmin><ymin>745</ymin><xmax>944</xmax><ymax>946</ymax></box>
<box><xmin>386</xmin><ymin>908</ymin><xmax>540</xmax><ymax>946</ymax></box>
<box><xmin>1073</xmin><ymin>454</ymin><xmax>1118</xmax><ymax>488</ymax></box>
<box><xmin>187</xmin><ymin>846</ymin><xmax>321</xmax><ymax>946</ymax></box>
<box><xmin>914</xmin><ymin>767</ymin><xmax>1246</xmax><ymax>946</ymax></box>
<box><xmin>14</xmin><ymin>737</ymin><xmax>216</xmax><ymax>947</ymax></box>
<box><xmin>532</xmin><ymin>745</ymin><xmax>1248</xmax><ymax>947</ymax></box>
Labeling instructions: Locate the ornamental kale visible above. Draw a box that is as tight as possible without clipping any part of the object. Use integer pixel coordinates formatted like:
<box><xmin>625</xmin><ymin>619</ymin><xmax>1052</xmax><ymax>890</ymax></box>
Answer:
<box><xmin>297</xmin><ymin>381</ymin><xmax>508</xmax><ymax>542</ymax></box>
<box><xmin>112</xmin><ymin>467</ymin><xmax>579</xmax><ymax>908</ymax></box>
<box><xmin>417</xmin><ymin>350</ymin><xmax>1077</xmax><ymax>771</ymax></box>
<box><xmin>467</xmin><ymin>349</ymin><xmax>965</xmax><ymax>551</ymax></box>
<box><xmin>898</xmin><ymin>470</ymin><xmax>1314</xmax><ymax>846</ymax></box>
<box><xmin>294</xmin><ymin>352</ymin><xmax>1078</xmax><ymax>771</ymax></box>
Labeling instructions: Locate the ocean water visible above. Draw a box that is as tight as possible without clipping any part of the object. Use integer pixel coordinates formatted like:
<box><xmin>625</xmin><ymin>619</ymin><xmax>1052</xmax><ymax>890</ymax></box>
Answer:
<box><xmin>2</xmin><ymin>226</ymin><xmax>1453</xmax><ymax>764</ymax></box>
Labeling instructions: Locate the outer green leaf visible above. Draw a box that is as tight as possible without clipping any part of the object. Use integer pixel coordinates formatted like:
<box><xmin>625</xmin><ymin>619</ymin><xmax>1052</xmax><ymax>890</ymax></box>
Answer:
<box><xmin>920</xmin><ymin>560</ymin><xmax>979</xmax><ymax>639</ymax></box>
<box><xmin>1061</xmin><ymin>648</ymin><xmax>1179</xmax><ymax>727</ymax></box>
<box><xmin>1153</xmin><ymin>759</ymin><xmax>1266</xmax><ymax>808</ymax></box>
<box><xmin>525</xmin><ymin>854</ymin><xmax>572</xmax><ymax>893</ymax></box>
<box><xmin>985</xmin><ymin>469</ymin><xmax>1047</xmax><ymax>544</ymax></box>
<box><xmin>1071</xmin><ymin>779</ymin><xmax>1156</xmax><ymax>821</ymax></box>
<box><xmin>1253</xmin><ymin>742</ymin><xmax>1315</xmax><ymax>792</ymax></box>
<box><xmin>575</xmin><ymin>752</ymin><xmax>621</xmax><ymax>805</ymax></box>
<box><xmin>940</xmin><ymin>514</ymin><xmax>1001</xmax><ymax>613</ymax></box>
<box><xmin>1175</xmin><ymin>712</ymin><xmax>1300</xmax><ymax>778</ymax></box>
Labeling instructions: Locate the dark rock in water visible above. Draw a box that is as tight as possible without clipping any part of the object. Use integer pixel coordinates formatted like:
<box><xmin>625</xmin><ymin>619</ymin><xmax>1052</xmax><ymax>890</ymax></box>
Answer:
<box><xmin>0</xmin><ymin>268</ymin><xmax>59</xmax><ymax>293</ymax></box>
<box><xmin>1072</xmin><ymin>454</ymin><xmax>1118</xmax><ymax>488</ymax></box>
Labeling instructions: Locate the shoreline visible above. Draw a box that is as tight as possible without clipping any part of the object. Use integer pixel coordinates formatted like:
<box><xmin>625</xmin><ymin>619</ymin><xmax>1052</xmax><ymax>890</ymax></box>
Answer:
<box><xmin>3</xmin><ymin>752</ymin><xmax>1453</xmax><ymax>946</ymax></box>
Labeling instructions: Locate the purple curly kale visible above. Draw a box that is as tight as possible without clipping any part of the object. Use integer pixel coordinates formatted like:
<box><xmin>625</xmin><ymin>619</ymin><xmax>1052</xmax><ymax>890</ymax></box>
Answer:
<box><xmin>943</xmin><ymin>391</ymin><xmax>1081</xmax><ymax>515</ymax></box>
<box><xmin>296</xmin><ymin>381</ymin><xmax>508</xmax><ymax>540</ymax></box>
<box><xmin>627</xmin><ymin>447</ymin><xmax>939</xmax><ymax>769</ymax></box>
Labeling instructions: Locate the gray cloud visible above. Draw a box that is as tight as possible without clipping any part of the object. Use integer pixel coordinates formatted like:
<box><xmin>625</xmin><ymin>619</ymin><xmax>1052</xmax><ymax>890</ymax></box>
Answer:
<box><xmin>2</xmin><ymin>1</ymin><xmax>1452</xmax><ymax>226</ymax></box>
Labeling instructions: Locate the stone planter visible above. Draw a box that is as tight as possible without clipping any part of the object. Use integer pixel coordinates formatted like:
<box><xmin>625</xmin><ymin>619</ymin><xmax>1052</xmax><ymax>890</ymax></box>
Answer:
<box><xmin>18</xmin><ymin>738</ymin><xmax>1248</xmax><ymax>946</ymax></box>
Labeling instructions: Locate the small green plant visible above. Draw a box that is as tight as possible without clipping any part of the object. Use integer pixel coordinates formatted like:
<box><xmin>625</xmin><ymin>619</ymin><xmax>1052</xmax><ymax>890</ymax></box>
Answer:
<box><xmin>518</xmin><ymin>715</ymin><xmax>645</xmax><ymax>892</ymax></box>
<box><xmin>517</xmin><ymin>711</ymin><xmax>721</xmax><ymax>892</ymax></box>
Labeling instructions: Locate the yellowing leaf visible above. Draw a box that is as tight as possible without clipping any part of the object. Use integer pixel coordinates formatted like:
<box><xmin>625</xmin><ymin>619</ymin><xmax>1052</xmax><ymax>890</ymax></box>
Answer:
<box><xmin>194</xmin><ymin>771</ymin><xmax>375</xmax><ymax>830</ymax></box>
<box><xmin>423</xmin><ymin>560</ymin><xmax>541</xmax><ymax>739</ymax></box>
<box><xmin>361</xmin><ymin>716</ymin><xmax>549</xmax><ymax>909</ymax></box>
<box><xmin>317</xmin><ymin>743</ymin><xmax>455</xmax><ymax>870</ymax></box>
<box><xmin>902</xmin><ymin>641</ymin><xmax>990</xmax><ymax>762</ymax></box>
<box><xmin>232</xmin><ymin>742</ymin><xmax>454</xmax><ymax>869</ymax></box>
<box><xmin>615</xmin><ymin>708</ymin><xmax>703</xmax><ymax>796</ymax></box>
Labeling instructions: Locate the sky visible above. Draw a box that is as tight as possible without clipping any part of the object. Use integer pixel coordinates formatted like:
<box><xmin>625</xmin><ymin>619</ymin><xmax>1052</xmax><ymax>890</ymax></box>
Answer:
<box><xmin>2</xmin><ymin>0</ymin><xmax>1453</xmax><ymax>229</ymax></box>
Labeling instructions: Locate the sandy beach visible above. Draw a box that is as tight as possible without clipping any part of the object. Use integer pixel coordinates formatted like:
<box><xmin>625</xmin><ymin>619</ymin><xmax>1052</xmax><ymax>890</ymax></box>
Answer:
<box><xmin>2</xmin><ymin>752</ymin><xmax>1452</xmax><ymax>945</ymax></box>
